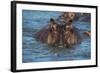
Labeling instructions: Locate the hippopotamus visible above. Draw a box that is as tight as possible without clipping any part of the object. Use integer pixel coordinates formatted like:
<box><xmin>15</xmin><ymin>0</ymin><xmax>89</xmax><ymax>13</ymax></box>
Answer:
<box><xmin>63</xmin><ymin>20</ymin><xmax>81</xmax><ymax>48</ymax></box>
<box><xmin>47</xmin><ymin>19</ymin><xmax>60</xmax><ymax>47</ymax></box>
<box><xmin>55</xmin><ymin>12</ymin><xmax>81</xmax><ymax>48</ymax></box>
<box><xmin>34</xmin><ymin>12</ymin><xmax>87</xmax><ymax>48</ymax></box>
<box><xmin>35</xmin><ymin>18</ymin><xmax>60</xmax><ymax>47</ymax></box>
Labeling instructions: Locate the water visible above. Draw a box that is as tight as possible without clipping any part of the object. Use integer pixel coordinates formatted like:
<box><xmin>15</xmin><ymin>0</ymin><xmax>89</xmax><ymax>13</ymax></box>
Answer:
<box><xmin>22</xmin><ymin>10</ymin><xmax>91</xmax><ymax>63</ymax></box>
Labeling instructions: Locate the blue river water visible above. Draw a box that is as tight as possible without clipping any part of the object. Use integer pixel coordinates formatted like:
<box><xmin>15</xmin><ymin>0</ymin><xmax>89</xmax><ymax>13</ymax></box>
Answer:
<box><xmin>22</xmin><ymin>10</ymin><xmax>91</xmax><ymax>63</ymax></box>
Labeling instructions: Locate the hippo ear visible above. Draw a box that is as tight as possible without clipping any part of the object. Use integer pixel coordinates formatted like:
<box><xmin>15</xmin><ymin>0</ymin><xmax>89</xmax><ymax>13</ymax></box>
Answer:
<box><xmin>50</xmin><ymin>18</ymin><xmax>55</xmax><ymax>22</ymax></box>
<box><xmin>49</xmin><ymin>18</ymin><xmax>56</xmax><ymax>27</ymax></box>
<box><xmin>49</xmin><ymin>18</ymin><xmax>57</xmax><ymax>31</ymax></box>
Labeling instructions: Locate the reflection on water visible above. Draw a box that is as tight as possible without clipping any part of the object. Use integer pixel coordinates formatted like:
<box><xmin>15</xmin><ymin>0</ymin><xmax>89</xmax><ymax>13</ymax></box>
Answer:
<box><xmin>22</xmin><ymin>10</ymin><xmax>91</xmax><ymax>63</ymax></box>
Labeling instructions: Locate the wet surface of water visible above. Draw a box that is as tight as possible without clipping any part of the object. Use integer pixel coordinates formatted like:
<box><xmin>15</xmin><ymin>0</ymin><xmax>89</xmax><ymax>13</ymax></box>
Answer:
<box><xmin>22</xmin><ymin>10</ymin><xmax>91</xmax><ymax>63</ymax></box>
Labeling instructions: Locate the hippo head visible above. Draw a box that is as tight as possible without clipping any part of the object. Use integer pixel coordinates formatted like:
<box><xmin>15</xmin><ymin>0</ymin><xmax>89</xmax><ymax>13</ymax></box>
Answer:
<box><xmin>47</xmin><ymin>18</ymin><xmax>77</xmax><ymax>48</ymax></box>
<box><xmin>63</xmin><ymin>21</ymin><xmax>81</xmax><ymax>48</ymax></box>
<box><xmin>47</xmin><ymin>18</ymin><xmax>59</xmax><ymax>46</ymax></box>
<box><xmin>62</xmin><ymin>12</ymin><xmax>75</xmax><ymax>23</ymax></box>
<box><xmin>47</xmin><ymin>18</ymin><xmax>65</xmax><ymax>47</ymax></box>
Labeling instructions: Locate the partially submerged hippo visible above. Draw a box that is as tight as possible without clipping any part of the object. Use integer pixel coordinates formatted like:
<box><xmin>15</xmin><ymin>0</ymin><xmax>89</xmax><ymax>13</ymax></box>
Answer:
<box><xmin>63</xmin><ymin>20</ymin><xmax>81</xmax><ymax>48</ymax></box>
<box><xmin>35</xmin><ymin>18</ymin><xmax>64</xmax><ymax>47</ymax></box>
<box><xmin>34</xmin><ymin>12</ymin><xmax>89</xmax><ymax>48</ymax></box>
